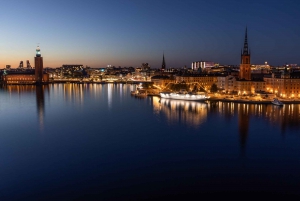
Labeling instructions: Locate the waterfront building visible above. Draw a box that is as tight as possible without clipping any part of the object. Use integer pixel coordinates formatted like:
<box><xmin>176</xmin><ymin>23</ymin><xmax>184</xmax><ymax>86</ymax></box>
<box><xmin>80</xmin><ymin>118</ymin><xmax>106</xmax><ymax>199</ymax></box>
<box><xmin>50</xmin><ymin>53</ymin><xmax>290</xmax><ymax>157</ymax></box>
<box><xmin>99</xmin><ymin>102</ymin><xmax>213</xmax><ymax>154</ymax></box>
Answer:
<box><xmin>239</xmin><ymin>28</ymin><xmax>251</xmax><ymax>81</ymax></box>
<box><xmin>218</xmin><ymin>28</ymin><xmax>300</xmax><ymax>98</ymax></box>
<box><xmin>175</xmin><ymin>74</ymin><xmax>218</xmax><ymax>92</ymax></box>
<box><xmin>60</xmin><ymin>64</ymin><xmax>84</xmax><ymax>78</ymax></box>
<box><xmin>217</xmin><ymin>75</ymin><xmax>237</xmax><ymax>93</ymax></box>
<box><xmin>217</xmin><ymin>29</ymin><xmax>267</xmax><ymax>95</ymax></box>
<box><xmin>236</xmin><ymin>28</ymin><xmax>255</xmax><ymax>95</ymax></box>
<box><xmin>264</xmin><ymin>71</ymin><xmax>300</xmax><ymax>98</ymax></box>
<box><xmin>151</xmin><ymin>75</ymin><xmax>174</xmax><ymax>89</ymax></box>
<box><xmin>3</xmin><ymin>46</ymin><xmax>49</xmax><ymax>85</ymax></box>
<box><xmin>35</xmin><ymin>46</ymin><xmax>43</xmax><ymax>84</ymax></box>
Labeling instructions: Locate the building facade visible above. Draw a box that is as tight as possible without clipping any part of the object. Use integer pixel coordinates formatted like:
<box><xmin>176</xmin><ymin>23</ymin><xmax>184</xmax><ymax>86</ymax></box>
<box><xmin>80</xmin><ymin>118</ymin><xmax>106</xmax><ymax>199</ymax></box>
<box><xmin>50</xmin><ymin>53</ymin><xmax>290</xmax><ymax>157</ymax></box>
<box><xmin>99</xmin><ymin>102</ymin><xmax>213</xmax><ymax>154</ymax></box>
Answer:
<box><xmin>175</xmin><ymin>75</ymin><xmax>218</xmax><ymax>92</ymax></box>
<box><xmin>264</xmin><ymin>72</ymin><xmax>300</xmax><ymax>98</ymax></box>
<box><xmin>191</xmin><ymin>61</ymin><xmax>214</xmax><ymax>71</ymax></box>
<box><xmin>3</xmin><ymin>46</ymin><xmax>49</xmax><ymax>85</ymax></box>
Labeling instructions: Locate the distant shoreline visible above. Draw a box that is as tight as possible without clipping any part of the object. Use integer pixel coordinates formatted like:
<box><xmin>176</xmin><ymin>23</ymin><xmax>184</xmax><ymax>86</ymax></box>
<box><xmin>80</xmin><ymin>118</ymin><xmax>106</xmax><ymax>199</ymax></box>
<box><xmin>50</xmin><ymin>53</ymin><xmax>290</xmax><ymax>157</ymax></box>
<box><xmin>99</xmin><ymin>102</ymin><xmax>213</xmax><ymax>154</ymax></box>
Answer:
<box><xmin>2</xmin><ymin>82</ymin><xmax>300</xmax><ymax>104</ymax></box>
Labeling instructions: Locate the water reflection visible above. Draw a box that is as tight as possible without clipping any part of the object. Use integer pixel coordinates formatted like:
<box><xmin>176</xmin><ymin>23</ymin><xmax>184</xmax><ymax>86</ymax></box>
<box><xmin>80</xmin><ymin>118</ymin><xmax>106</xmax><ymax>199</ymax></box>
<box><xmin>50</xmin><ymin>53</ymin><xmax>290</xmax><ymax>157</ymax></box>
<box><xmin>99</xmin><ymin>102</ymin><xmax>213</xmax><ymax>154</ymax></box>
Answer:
<box><xmin>155</xmin><ymin>98</ymin><xmax>208</xmax><ymax>128</ymax></box>
<box><xmin>108</xmin><ymin>84</ymin><xmax>112</xmax><ymax>109</ymax></box>
<box><xmin>153</xmin><ymin>98</ymin><xmax>300</xmax><ymax>156</ymax></box>
<box><xmin>215</xmin><ymin>102</ymin><xmax>300</xmax><ymax>135</ymax></box>
<box><xmin>36</xmin><ymin>85</ymin><xmax>47</xmax><ymax>131</ymax></box>
<box><xmin>61</xmin><ymin>83</ymin><xmax>84</xmax><ymax>105</ymax></box>
<box><xmin>4</xmin><ymin>84</ymin><xmax>36</xmax><ymax>94</ymax></box>
<box><xmin>237</xmin><ymin>104</ymin><xmax>249</xmax><ymax>155</ymax></box>
<box><xmin>2</xmin><ymin>85</ymin><xmax>48</xmax><ymax>131</ymax></box>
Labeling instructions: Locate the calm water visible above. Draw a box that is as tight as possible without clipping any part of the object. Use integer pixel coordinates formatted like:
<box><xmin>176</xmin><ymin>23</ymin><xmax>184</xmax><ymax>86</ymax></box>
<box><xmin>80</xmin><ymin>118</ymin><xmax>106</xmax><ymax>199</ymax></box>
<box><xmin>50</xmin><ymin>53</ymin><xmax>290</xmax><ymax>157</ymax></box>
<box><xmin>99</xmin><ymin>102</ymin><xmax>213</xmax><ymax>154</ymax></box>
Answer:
<box><xmin>0</xmin><ymin>83</ymin><xmax>300</xmax><ymax>200</ymax></box>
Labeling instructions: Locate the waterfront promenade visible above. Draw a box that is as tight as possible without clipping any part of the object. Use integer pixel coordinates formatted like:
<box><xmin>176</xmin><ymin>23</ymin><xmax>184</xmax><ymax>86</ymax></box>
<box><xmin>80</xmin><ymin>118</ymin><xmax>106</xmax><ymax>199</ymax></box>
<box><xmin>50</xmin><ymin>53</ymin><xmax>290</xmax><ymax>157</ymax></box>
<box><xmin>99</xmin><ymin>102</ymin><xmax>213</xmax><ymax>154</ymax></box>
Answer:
<box><xmin>209</xmin><ymin>97</ymin><xmax>300</xmax><ymax>104</ymax></box>
<box><xmin>148</xmin><ymin>90</ymin><xmax>300</xmax><ymax>104</ymax></box>
<box><xmin>208</xmin><ymin>94</ymin><xmax>300</xmax><ymax>104</ymax></box>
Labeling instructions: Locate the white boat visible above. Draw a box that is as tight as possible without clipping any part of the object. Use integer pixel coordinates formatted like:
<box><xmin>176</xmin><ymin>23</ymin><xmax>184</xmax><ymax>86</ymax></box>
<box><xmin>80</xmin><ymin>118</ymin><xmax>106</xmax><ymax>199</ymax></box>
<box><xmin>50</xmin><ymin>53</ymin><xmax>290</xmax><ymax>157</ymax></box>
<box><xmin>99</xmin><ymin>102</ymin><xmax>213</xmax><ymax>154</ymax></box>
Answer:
<box><xmin>160</xmin><ymin>91</ymin><xmax>209</xmax><ymax>101</ymax></box>
<box><xmin>271</xmin><ymin>98</ymin><xmax>283</xmax><ymax>106</ymax></box>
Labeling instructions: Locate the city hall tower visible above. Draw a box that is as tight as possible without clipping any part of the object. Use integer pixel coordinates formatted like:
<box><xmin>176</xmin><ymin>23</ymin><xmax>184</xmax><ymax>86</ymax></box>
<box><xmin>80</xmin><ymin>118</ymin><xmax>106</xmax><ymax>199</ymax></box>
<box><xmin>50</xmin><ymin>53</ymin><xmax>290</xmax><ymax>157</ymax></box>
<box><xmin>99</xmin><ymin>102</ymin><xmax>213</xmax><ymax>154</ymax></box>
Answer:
<box><xmin>35</xmin><ymin>46</ymin><xmax>43</xmax><ymax>84</ymax></box>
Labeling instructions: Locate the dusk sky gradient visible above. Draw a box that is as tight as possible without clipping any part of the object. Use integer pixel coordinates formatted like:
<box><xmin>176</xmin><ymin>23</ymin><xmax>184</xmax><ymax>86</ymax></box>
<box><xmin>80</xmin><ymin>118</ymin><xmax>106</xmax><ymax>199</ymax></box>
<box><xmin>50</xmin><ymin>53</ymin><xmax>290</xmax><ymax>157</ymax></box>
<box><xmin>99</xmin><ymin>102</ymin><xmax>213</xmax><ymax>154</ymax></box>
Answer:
<box><xmin>1</xmin><ymin>0</ymin><xmax>300</xmax><ymax>68</ymax></box>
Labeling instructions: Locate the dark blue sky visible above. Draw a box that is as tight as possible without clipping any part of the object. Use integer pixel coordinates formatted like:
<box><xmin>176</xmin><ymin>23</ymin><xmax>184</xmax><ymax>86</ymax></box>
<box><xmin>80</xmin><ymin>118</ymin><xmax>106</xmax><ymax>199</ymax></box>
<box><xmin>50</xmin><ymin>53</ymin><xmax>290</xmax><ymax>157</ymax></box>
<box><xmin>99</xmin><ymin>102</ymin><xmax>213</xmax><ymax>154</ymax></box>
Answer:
<box><xmin>1</xmin><ymin>0</ymin><xmax>300</xmax><ymax>68</ymax></box>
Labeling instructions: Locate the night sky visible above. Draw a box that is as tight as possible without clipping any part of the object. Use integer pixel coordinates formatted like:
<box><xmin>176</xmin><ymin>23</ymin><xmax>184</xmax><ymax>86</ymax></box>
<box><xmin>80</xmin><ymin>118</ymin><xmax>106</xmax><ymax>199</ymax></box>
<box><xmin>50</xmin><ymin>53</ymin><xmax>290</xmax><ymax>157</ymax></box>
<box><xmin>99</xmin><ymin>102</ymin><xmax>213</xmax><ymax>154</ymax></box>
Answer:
<box><xmin>1</xmin><ymin>0</ymin><xmax>300</xmax><ymax>68</ymax></box>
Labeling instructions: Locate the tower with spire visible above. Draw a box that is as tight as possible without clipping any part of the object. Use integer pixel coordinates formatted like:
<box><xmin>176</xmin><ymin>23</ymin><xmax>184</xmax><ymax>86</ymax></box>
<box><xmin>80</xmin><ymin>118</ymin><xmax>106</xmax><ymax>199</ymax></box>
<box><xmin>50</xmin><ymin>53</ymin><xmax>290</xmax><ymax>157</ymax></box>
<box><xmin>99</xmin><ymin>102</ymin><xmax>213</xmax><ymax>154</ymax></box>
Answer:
<box><xmin>35</xmin><ymin>46</ymin><xmax>44</xmax><ymax>84</ymax></box>
<box><xmin>239</xmin><ymin>28</ymin><xmax>251</xmax><ymax>80</ymax></box>
<box><xmin>161</xmin><ymin>53</ymin><xmax>166</xmax><ymax>70</ymax></box>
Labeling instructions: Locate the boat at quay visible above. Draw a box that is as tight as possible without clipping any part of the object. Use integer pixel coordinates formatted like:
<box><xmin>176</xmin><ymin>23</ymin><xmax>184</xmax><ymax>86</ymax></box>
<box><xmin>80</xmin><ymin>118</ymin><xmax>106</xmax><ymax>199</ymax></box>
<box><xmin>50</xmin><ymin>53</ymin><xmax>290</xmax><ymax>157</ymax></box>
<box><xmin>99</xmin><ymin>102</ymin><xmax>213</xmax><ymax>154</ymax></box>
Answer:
<box><xmin>131</xmin><ymin>88</ymin><xmax>148</xmax><ymax>98</ymax></box>
<box><xmin>160</xmin><ymin>90</ymin><xmax>210</xmax><ymax>101</ymax></box>
<box><xmin>271</xmin><ymin>98</ymin><xmax>284</xmax><ymax>106</ymax></box>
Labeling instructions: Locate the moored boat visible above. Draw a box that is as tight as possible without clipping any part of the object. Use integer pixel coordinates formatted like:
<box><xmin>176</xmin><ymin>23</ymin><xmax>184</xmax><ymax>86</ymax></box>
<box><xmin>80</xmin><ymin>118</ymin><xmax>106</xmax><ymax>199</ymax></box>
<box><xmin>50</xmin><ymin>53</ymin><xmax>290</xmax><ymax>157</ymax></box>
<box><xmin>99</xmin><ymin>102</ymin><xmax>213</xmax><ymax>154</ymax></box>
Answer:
<box><xmin>160</xmin><ymin>90</ymin><xmax>209</xmax><ymax>101</ymax></box>
<box><xmin>131</xmin><ymin>88</ymin><xmax>147</xmax><ymax>97</ymax></box>
<box><xmin>271</xmin><ymin>98</ymin><xmax>283</xmax><ymax>106</ymax></box>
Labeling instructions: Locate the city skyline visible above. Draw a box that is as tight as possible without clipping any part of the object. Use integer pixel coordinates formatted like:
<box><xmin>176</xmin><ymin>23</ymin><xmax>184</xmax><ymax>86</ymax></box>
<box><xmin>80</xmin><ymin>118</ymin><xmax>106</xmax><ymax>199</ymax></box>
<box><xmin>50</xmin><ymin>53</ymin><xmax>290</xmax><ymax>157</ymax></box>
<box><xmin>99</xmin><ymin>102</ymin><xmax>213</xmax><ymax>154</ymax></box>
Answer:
<box><xmin>1</xmin><ymin>0</ymin><xmax>300</xmax><ymax>68</ymax></box>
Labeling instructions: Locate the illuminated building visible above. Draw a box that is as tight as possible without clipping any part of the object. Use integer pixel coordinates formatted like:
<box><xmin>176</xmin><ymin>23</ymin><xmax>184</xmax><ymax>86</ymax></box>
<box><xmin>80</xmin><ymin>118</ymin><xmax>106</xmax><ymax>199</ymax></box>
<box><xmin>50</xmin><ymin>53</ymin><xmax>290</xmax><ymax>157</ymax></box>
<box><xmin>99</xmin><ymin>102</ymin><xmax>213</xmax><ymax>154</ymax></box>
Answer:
<box><xmin>236</xmin><ymin>28</ymin><xmax>252</xmax><ymax>94</ymax></box>
<box><xmin>217</xmin><ymin>75</ymin><xmax>237</xmax><ymax>93</ymax></box>
<box><xmin>3</xmin><ymin>46</ymin><xmax>49</xmax><ymax>85</ymax></box>
<box><xmin>60</xmin><ymin>64</ymin><xmax>85</xmax><ymax>78</ymax></box>
<box><xmin>239</xmin><ymin>28</ymin><xmax>251</xmax><ymax>80</ymax></box>
<box><xmin>264</xmin><ymin>71</ymin><xmax>300</xmax><ymax>98</ymax></box>
<box><xmin>175</xmin><ymin>74</ymin><xmax>218</xmax><ymax>92</ymax></box>
<box><xmin>151</xmin><ymin>75</ymin><xmax>174</xmax><ymax>89</ymax></box>
<box><xmin>251</xmin><ymin>61</ymin><xmax>270</xmax><ymax>73</ymax></box>
<box><xmin>236</xmin><ymin>28</ymin><xmax>255</xmax><ymax>95</ymax></box>
<box><xmin>191</xmin><ymin>61</ymin><xmax>215</xmax><ymax>71</ymax></box>
<box><xmin>35</xmin><ymin>46</ymin><xmax>43</xmax><ymax>84</ymax></box>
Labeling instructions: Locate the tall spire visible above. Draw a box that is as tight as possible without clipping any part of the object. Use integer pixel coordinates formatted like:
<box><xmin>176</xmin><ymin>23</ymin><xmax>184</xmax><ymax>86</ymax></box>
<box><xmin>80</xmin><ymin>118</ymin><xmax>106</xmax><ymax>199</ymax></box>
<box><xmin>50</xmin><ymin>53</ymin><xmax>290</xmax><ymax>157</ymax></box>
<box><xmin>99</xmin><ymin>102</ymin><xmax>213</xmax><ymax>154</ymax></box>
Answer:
<box><xmin>243</xmin><ymin>27</ymin><xmax>249</xmax><ymax>55</ymax></box>
<box><xmin>162</xmin><ymin>53</ymin><xmax>166</xmax><ymax>70</ymax></box>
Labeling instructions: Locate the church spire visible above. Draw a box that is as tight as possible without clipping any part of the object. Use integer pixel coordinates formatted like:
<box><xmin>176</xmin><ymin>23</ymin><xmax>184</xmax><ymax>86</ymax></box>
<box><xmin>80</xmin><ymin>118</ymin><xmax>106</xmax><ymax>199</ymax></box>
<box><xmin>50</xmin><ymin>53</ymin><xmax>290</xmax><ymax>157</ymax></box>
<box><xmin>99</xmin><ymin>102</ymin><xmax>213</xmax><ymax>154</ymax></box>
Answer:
<box><xmin>243</xmin><ymin>27</ymin><xmax>249</xmax><ymax>55</ymax></box>
<box><xmin>162</xmin><ymin>53</ymin><xmax>166</xmax><ymax>70</ymax></box>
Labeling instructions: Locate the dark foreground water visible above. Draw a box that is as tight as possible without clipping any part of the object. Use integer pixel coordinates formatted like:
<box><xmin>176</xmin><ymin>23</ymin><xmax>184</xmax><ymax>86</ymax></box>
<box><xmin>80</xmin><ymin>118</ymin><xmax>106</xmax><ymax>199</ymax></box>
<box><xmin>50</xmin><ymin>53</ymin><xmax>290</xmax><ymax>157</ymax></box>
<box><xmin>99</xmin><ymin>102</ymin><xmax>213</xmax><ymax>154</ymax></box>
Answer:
<box><xmin>0</xmin><ymin>84</ymin><xmax>300</xmax><ymax>200</ymax></box>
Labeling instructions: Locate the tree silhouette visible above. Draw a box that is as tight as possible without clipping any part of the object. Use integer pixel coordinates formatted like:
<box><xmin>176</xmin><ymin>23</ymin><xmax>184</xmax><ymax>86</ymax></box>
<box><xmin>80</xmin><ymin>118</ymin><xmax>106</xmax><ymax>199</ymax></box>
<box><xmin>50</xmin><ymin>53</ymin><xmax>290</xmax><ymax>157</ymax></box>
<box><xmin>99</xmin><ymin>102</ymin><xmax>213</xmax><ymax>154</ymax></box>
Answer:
<box><xmin>210</xmin><ymin>83</ymin><xmax>218</xmax><ymax>93</ymax></box>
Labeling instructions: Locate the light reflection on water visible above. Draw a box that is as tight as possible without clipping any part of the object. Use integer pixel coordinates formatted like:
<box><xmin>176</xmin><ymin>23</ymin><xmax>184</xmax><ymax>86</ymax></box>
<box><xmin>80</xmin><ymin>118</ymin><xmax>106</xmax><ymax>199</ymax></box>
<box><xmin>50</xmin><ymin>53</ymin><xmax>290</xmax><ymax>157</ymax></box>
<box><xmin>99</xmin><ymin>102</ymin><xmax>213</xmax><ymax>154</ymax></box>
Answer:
<box><xmin>2</xmin><ymin>83</ymin><xmax>300</xmax><ymax>135</ymax></box>
<box><xmin>0</xmin><ymin>84</ymin><xmax>300</xmax><ymax>199</ymax></box>
<box><xmin>155</xmin><ymin>97</ymin><xmax>208</xmax><ymax>128</ymax></box>
<box><xmin>154</xmin><ymin>96</ymin><xmax>300</xmax><ymax>134</ymax></box>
